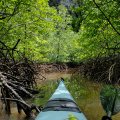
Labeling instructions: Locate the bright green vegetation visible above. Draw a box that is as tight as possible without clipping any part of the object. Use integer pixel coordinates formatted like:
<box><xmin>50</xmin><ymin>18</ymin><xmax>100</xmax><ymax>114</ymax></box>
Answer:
<box><xmin>1</xmin><ymin>0</ymin><xmax>120</xmax><ymax>63</ymax></box>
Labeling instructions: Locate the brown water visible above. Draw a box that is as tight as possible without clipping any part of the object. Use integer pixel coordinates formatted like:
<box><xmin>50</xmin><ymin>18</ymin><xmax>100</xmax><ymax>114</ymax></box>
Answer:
<box><xmin>0</xmin><ymin>70</ymin><xmax>120</xmax><ymax>120</ymax></box>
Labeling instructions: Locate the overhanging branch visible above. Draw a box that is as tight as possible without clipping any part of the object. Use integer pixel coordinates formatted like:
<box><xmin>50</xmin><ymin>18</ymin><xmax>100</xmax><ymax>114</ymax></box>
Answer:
<box><xmin>93</xmin><ymin>0</ymin><xmax>120</xmax><ymax>35</ymax></box>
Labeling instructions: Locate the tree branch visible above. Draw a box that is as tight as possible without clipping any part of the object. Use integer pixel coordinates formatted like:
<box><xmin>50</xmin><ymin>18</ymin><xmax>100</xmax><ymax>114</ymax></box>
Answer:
<box><xmin>93</xmin><ymin>0</ymin><xmax>120</xmax><ymax>35</ymax></box>
<box><xmin>12</xmin><ymin>39</ymin><xmax>20</xmax><ymax>50</ymax></box>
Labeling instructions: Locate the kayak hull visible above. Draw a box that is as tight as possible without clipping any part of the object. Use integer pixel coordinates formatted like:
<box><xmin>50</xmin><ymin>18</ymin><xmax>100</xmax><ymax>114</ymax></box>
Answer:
<box><xmin>35</xmin><ymin>81</ymin><xmax>87</xmax><ymax>120</ymax></box>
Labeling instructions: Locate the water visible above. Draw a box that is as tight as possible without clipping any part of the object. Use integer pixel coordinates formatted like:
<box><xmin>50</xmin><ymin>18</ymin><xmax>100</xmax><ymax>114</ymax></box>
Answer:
<box><xmin>0</xmin><ymin>70</ymin><xmax>120</xmax><ymax>120</ymax></box>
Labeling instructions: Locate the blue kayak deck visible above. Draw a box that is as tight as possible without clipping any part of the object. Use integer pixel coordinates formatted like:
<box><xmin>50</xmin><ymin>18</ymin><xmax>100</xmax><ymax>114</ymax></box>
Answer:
<box><xmin>49</xmin><ymin>81</ymin><xmax>74</xmax><ymax>101</ymax></box>
<box><xmin>36</xmin><ymin>111</ymin><xmax>87</xmax><ymax>120</ymax></box>
<box><xmin>35</xmin><ymin>80</ymin><xmax>87</xmax><ymax>120</ymax></box>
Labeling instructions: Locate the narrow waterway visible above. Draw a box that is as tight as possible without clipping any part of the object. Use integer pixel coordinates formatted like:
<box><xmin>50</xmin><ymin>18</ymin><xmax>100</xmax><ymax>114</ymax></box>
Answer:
<box><xmin>0</xmin><ymin>70</ymin><xmax>120</xmax><ymax>120</ymax></box>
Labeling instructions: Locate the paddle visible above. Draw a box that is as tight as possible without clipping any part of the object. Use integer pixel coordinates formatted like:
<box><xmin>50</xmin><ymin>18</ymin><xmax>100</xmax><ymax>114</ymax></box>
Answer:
<box><xmin>100</xmin><ymin>85</ymin><xmax>120</xmax><ymax>120</ymax></box>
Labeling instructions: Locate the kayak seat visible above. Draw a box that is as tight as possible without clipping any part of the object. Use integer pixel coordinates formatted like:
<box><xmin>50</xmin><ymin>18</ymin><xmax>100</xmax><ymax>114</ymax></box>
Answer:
<box><xmin>42</xmin><ymin>98</ymin><xmax>81</xmax><ymax>113</ymax></box>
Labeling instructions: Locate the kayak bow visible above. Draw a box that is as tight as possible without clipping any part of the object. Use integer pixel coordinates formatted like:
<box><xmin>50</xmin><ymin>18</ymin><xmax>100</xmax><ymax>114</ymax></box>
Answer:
<box><xmin>35</xmin><ymin>80</ymin><xmax>87</xmax><ymax>120</ymax></box>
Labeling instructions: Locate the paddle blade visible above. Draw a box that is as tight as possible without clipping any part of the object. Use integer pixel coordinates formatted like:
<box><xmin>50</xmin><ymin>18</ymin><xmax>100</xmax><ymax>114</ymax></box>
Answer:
<box><xmin>100</xmin><ymin>86</ymin><xmax>120</xmax><ymax>116</ymax></box>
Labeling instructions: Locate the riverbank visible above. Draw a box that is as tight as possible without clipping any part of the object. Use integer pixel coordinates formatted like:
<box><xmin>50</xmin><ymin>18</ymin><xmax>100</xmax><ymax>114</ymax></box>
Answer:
<box><xmin>35</xmin><ymin>55</ymin><xmax>120</xmax><ymax>84</ymax></box>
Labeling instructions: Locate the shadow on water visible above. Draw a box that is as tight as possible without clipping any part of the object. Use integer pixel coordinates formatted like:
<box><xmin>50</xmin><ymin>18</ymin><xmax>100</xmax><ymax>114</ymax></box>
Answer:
<box><xmin>0</xmin><ymin>69</ymin><xmax>120</xmax><ymax>120</ymax></box>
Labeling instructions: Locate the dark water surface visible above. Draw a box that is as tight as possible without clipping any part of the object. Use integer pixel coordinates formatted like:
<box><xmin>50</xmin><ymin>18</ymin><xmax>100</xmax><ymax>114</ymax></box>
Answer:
<box><xmin>0</xmin><ymin>70</ymin><xmax>120</xmax><ymax>120</ymax></box>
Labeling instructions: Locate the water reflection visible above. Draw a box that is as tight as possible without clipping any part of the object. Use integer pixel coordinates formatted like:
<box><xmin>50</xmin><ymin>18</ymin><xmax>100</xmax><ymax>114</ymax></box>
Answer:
<box><xmin>0</xmin><ymin>111</ymin><xmax>25</xmax><ymax>120</ymax></box>
<box><xmin>0</xmin><ymin>111</ymin><xmax>35</xmax><ymax>120</ymax></box>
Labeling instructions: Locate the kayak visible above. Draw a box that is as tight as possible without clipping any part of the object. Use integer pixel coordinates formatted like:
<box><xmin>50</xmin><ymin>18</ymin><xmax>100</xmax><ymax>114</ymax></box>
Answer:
<box><xmin>35</xmin><ymin>80</ymin><xmax>87</xmax><ymax>120</ymax></box>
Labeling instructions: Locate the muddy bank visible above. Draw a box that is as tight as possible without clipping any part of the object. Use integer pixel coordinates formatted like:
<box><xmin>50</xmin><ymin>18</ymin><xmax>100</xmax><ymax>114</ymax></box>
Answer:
<box><xmin>35</xmin><ymin>62</ymin><xmax>80</xmax><ymax>73</ymax></box>
<box><xmin>35</xmin><ymin>66</ymin><xmax>78</xmax><ymax>84</ymax></box>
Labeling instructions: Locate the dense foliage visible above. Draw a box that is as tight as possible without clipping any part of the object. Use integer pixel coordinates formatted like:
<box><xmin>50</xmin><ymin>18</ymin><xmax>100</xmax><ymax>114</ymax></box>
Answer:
<box><xmin>0</xmin><ymin>0</ymin><xmax>120</xmax><ymax>62</ymax></box>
